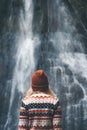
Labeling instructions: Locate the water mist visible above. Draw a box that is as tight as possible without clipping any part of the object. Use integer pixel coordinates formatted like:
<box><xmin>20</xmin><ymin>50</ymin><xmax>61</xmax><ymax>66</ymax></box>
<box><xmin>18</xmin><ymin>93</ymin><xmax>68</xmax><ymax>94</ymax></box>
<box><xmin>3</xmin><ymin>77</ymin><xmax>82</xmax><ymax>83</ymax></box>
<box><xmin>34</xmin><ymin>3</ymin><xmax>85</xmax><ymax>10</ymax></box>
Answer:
<box><xmin>47</xmin><ymin>1</ymin><xmax>87</xmax><ymax>130</ymax></box>
<box><xmin>4</xmin><ymin>0</ymin><xmax>40</xmax><ymax>129</ymax></box>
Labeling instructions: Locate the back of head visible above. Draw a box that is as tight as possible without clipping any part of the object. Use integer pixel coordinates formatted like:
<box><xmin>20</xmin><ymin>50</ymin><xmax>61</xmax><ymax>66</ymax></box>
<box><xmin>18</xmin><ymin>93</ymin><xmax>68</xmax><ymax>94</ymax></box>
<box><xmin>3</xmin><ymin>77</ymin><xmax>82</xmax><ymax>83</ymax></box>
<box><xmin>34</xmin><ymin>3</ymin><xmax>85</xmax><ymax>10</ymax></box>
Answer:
<box><xmin>26</xmin><ymin>69</ymin><xmax>55</xmax><ymax>97</ymax></box>
<box><xmin>31</xmin><ymin>69</ymin><xmax>49</xmax><ymax>92</ymax></box>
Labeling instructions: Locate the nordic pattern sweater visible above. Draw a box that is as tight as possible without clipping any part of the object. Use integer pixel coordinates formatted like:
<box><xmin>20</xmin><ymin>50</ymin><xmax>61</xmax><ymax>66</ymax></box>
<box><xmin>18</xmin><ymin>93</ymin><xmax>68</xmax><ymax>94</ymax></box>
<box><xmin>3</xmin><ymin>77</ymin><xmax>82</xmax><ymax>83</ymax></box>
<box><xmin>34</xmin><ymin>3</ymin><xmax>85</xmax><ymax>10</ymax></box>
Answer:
<box><xmin>18</xmin><ymin>93</ymin><xmax>62</xmax><ymax>130</ymax></box>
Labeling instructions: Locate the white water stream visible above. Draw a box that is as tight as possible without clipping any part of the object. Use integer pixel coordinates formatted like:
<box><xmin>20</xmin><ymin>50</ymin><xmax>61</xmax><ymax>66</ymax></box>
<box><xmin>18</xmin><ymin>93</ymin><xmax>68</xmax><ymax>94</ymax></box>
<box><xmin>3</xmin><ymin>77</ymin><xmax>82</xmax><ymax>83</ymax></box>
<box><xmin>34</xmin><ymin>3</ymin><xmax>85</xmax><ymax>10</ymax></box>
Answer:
<box><xmin>4</xmin><ymin>0</ymin><xmax>40</xmax><ymax>129</ymax></box>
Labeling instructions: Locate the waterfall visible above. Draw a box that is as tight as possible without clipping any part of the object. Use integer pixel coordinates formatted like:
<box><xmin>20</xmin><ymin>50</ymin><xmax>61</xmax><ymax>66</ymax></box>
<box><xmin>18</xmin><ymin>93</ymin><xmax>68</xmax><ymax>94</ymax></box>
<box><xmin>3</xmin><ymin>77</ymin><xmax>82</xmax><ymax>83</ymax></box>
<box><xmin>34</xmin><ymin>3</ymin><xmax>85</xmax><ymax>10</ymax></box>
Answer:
<box><xmin>46</xmin><ymin>1</ymin><xmax>87</xmax><ymax>130</ymax></box>
<box><xmin>4</xmin><ymin>0</ymin><xmax>40</xmax><ymax>130</ymax></box>
<box><xmin>2</xmin><ymin>0</ymin><xmax>87</xmax><ymax>130</ymax></box>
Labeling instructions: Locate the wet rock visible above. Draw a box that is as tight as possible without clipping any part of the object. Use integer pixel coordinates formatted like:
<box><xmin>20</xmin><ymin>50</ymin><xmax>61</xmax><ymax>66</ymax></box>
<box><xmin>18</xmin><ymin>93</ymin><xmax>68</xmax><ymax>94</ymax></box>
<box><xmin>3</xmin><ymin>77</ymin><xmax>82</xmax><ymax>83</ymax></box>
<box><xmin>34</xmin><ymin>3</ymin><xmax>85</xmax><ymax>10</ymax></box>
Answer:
<box><xmin>70</xmin><ymin>83</ymin><xmax>84</xmax><ymax>104</ymax></box>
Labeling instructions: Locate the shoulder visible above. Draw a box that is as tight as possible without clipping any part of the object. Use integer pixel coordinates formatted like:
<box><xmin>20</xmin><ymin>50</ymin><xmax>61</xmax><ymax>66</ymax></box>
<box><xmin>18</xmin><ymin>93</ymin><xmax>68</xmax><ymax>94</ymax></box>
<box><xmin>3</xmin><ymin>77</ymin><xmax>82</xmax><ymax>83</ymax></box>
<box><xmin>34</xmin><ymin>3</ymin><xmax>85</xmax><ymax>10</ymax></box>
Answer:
<box><xmin>22</xmin><ymin>96</ymin><xmax>30</xmax><ymax>105</ymax></box>
<box><xmin>45</xmin><ymin>95</ymin><xmax>59</xmax><ymax>105</ymax></box>
<box><xmin>53</xmin><ymin>97</ymin><xmax>61</xmax><ymax>110</ymax></box>
<box><xmin>53</xmin><ymin>96</ymin><xmax>59</xmax><ymax>105</ymax></box>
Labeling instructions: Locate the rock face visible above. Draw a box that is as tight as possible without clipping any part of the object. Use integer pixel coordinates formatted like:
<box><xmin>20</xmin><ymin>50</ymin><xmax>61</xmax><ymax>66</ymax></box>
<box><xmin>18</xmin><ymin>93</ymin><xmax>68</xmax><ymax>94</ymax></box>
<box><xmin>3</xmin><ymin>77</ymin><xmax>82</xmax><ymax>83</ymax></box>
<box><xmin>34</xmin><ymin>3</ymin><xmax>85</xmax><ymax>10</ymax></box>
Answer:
<box><xmin>67</xmin><ymin>0</ymin><xmax>87</xmax><ymax>51</ymax></box>
<box><xmin>0</xmin><ymin>0</ymin><xmax>87</xmax><ymax>130</ymax></box>
<box><xmin>0</xmin><ymin>0</ymin><xmax>24</xmax><ymax>129</ymax></box>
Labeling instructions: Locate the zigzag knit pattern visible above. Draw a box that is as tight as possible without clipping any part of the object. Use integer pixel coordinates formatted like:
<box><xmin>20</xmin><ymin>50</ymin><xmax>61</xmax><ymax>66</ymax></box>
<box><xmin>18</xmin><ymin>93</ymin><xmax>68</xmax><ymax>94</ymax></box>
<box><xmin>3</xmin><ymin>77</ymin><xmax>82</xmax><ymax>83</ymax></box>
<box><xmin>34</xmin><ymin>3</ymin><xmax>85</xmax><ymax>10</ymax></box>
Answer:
<box><xmin>18</xmin><ymin>93</ymin><xmax>62</xmax><ymax>130</ymax></box>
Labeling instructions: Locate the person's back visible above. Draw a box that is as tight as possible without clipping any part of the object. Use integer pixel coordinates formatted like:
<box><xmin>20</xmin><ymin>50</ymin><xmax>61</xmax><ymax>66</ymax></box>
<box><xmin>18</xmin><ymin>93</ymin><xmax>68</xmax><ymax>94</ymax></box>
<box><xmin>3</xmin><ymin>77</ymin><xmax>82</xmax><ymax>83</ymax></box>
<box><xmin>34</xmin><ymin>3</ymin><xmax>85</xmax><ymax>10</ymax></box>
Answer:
<box><xmin>18</xmin><ymin>70</ymin><xmax>62</xmax><ymax>130</ymax></box>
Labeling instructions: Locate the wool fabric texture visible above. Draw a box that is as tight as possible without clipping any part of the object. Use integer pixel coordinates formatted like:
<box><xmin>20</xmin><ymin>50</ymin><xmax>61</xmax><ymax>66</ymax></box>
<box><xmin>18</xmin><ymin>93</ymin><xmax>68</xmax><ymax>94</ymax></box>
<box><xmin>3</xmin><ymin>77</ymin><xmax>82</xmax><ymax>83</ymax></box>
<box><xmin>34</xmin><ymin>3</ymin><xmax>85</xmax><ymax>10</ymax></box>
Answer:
<box><xmin>18</xmin><ymin>93</ymin><xmax>62</xmax><ymax>130</ymax></box>
<box><xmin>31</xmin><ymin>70</ymin><xmax>49</xmax><ymax>91</ymax></box>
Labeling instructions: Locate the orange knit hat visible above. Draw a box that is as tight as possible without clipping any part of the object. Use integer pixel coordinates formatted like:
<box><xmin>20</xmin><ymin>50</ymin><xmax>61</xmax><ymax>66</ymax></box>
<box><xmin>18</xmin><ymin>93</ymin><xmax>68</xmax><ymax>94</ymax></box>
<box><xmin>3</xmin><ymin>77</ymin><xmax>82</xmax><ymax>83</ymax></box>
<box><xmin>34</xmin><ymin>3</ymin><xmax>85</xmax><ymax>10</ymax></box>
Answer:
<box><xmin>31</xmin><ymin>70</ymin><xmax>49</xmax><ymax>91</ymax></box>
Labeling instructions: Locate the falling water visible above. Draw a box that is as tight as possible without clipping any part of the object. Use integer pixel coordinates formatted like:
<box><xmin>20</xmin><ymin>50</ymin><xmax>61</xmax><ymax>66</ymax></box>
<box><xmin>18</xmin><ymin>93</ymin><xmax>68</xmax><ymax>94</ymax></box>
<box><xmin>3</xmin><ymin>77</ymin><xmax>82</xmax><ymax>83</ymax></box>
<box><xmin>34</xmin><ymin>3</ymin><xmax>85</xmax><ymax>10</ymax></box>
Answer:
<box><xmin>4</xmin><ymin>0</ymin><xmax>40</xmax><ymax>130</ymax></box>
<box><xmin>2</xmin><ymin>0</ymin><xmax>87</xmax><ymax>130</ymax></box>
<box><xmin>46</xmin><ymin>1</ymin><xmax>87</xmax><ymax>130</ymax></box>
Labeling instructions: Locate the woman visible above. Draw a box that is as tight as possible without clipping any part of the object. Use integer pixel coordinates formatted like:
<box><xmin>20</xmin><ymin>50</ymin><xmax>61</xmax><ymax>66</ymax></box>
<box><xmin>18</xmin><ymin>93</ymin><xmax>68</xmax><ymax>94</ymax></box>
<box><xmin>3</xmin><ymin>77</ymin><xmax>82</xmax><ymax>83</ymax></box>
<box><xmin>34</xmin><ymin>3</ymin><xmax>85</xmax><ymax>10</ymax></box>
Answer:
<box><xmin>18</xmin><ymin>69</ymin><xmax>62</xmax><ymax>130</ymax></box>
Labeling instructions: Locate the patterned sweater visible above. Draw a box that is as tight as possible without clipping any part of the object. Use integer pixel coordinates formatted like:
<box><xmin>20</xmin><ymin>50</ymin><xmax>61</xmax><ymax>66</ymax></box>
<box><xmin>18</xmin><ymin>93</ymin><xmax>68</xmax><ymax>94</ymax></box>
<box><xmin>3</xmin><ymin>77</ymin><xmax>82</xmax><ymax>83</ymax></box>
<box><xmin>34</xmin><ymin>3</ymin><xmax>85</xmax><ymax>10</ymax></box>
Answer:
<box><xmin>18</xmin><ymin>93</ymin><xmax>62</xmax><ymax>130</ymax></box>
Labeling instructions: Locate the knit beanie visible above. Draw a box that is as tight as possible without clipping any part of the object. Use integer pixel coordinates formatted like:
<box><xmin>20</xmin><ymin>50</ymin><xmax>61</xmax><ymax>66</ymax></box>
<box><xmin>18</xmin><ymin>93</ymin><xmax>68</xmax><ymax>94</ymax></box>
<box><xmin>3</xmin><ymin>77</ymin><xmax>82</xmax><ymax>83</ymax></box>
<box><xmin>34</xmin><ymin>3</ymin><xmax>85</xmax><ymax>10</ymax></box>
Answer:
<box><xmin>31</xmin><ymin>70</ymin><xmax>49</xmax><ymax>91</ymax></box>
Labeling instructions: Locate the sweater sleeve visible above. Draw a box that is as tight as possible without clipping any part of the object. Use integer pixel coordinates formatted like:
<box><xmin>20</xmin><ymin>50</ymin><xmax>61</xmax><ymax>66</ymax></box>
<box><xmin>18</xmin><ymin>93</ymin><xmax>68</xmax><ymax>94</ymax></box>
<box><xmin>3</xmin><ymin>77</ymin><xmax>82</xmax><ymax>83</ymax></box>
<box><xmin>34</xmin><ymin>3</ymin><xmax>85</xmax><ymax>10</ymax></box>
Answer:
<box><xmin>53</xmin><ymin>100</ymin><xmax>62</xmax><ymax>130</ymax></box>
<box><xmin>18</xmin><ymin>101</ymin><xmax>29</xmax><ymax>130</ymax></box>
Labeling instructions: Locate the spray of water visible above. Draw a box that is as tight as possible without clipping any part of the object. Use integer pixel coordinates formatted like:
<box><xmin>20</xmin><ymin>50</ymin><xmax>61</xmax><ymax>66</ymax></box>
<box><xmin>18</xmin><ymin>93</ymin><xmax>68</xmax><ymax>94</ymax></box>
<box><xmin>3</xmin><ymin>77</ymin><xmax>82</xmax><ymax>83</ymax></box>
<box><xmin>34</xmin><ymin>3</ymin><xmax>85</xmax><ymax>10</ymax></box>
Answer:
<box><xmin>4</xmin><ymin>0</ymin><xmax>40</xmax><ymax>129</ymax></box>
<box><xmin>47</xmin><ymin>1</ymin><xmax>87</xmax><ymax>129</ymax></box>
